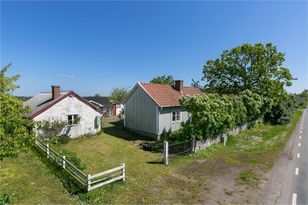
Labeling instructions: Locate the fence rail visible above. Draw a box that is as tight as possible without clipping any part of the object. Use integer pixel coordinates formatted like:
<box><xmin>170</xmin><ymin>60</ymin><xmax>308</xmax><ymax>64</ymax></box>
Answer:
<box><xmin>163</xmin><ymin>136</ymin><xmax>196</xmax><ymax>165</ymax></box>
<box><xmin>35</xmin><ymin>139</ymin><xmax>125</xmax><ymax>191</ymax></box>
<box><xmin>168</xmin><ymin>140</ymin><xmax>193</xmax><ymax>156</ymax></box>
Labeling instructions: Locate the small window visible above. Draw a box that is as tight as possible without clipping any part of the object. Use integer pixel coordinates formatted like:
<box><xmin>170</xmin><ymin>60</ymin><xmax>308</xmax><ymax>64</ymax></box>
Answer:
<box><xmin>95</xmin><ymin>116</ymin><xmax>101</xmax><ymax>129</ymax></box>
<box><xmin>172</xmin><ymin>111</ymin><xmax>180</xmax><ymax>122</ymax></box>
<box><xmin>67</xmin><ymin>114</ymin><xmax>80</xmax><ymax>125</ymax></box>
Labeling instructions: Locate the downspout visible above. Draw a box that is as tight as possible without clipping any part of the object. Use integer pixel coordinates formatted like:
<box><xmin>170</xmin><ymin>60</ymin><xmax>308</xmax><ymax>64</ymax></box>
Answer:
<box><xmin>124</xmin><ymin>104</ymin><xmax>126</xmax><ymax>127</ymax></box>
<box><xmin>156</xmin><ymin>106</ymin><xmax>159</xmax><ymax>139</ymax></box>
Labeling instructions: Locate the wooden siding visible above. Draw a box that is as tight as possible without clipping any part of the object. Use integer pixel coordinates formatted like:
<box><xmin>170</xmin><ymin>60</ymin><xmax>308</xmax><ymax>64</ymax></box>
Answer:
<box><xmin>125</xmin><ymin>85</ymin><xmax>158</xmax><ymax>136</ymax></box>
<box><xmin>158</xmin><ymin>107</ymin><xmax>190</xmax><ymax>135</ymax></box>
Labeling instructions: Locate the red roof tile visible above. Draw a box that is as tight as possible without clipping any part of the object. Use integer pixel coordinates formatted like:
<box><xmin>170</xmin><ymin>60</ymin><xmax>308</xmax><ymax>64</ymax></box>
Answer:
<box><xmin>140</xmin><ymin>83</ymin><xmax>205</xmax><ymax>107</ymax></box>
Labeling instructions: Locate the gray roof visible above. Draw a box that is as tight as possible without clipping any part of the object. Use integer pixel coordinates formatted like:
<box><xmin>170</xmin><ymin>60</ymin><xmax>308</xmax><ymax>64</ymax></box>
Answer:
<box><xmin>84</xmin><ymin>96</ymin><xmax>111</xmax><ymax>108</ymax></box>
<box><xmin>24</xmin><ymin>92</ymin><xmax>69</xmax><ymax>116</ymax></box>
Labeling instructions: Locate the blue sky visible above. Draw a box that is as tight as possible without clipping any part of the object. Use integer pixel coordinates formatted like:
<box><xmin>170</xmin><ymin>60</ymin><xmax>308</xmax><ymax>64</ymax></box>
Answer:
<box><xmin>1</xmin><ymin>1</ymin><xmax>307</xmax><ymax>96</ymax></box>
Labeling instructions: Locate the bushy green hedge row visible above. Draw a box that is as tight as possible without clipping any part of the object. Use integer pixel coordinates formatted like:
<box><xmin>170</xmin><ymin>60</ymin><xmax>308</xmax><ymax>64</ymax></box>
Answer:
<box><xmin>265</xmin><ymin>93</ymin><xmax>306</xmax><ymax>125</ymax></box>
<box><xmin>178</xmin><ymin>90</ymin><xmax>272</xmax><ymax>140</ymax></box>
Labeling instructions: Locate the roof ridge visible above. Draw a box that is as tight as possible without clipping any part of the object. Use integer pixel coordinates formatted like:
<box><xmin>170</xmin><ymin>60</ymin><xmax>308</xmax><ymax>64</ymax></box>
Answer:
<box><xmin>39</xmin><ymin>90</ymin><xmax>71</xmax><ymax>93</ymax></box>
<box><xmin>141</xmin><ymin>83</ymin><xmax>197</xmax><ymax>88</ymax></box>
<box><xmin>137</xmin><ymin>82</ymin><xmax>204</xmax><ymax>107</ymax></box>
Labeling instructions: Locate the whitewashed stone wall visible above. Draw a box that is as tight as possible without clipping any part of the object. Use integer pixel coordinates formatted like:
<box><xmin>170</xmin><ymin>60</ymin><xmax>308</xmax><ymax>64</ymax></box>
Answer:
<box><xmin>34</xmin><ymin>96</ymin><xmax>102</xmax><ymax>138</ymax></box>
<box><xmin>195</xmin><ymin>119</ymin><xmax>259</xmax><ymax>151</ymax></box>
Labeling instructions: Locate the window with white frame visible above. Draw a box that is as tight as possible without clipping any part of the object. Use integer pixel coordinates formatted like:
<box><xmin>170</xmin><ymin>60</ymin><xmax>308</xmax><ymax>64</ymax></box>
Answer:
<box><xmin>67</xmin><ymin>114</ymin><xmax>80</xmax><ymax>126</ymax></box>
<box><xmin>172</xmin><ymin>111</ymin><xmax>180</xmax><ymax>121</ymax></box>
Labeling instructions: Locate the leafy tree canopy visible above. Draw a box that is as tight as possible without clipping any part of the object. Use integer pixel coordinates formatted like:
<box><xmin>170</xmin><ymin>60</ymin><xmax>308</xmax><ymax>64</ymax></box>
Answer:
<box><xmin>0</xmin><ymin>64</ymin><xmax>33</xmax><ymax>159</ymax></box>
<box><xmin>300</xmin><ymin>89</ymin><xmax>308</xmax><ymax>103</ymax></box>
<box><xmin>150</xmin><ymin>75</ymin><xmax>174</xmax><ymax>85</ymax></box>
<box><xmin>191</xmin><ymin>79</ymin><xmax>202</xmax><ymax>89</ymax></box>
<box><xmin>202</xmin><ymin>43</ymin><xmax>293</xmax><ymax>104</ymax></box>
<box><xmin>109</xmin><ymin>87</ymin><xmax>129</xmax><ymax>104</ymax></box>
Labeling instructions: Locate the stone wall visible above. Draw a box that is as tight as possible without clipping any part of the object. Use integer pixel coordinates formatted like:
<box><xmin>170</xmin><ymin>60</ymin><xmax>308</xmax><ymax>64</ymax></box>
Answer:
<box><xmin>194</xmin><ymin>119</ymin><xmax>259</xmax><ymax>151</ymax></box>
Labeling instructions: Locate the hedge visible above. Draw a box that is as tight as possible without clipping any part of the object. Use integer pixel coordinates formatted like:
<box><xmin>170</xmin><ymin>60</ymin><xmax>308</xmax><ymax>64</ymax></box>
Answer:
<box><xmin>265</xmin><ymin>94</ymin><xmax>305</xmax><ymax>125</ymax></box>
<box><xmin>178</xmin><ymin>90</ymin><xmax>272</xmax><ymax>140</ymax></box>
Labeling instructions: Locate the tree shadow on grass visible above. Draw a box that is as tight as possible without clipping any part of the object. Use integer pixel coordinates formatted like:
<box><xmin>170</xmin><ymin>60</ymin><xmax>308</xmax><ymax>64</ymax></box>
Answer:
<box><xmin>103</xmin><ymin>120</ymin><xmax>154</xmax><ymax>142</ymax></box>
<box><xmin>146</xmin><ymin>159</ymin><xmax>164</xmax><ymax>165</ymax></box>
<box><xmin>31</xmin><ymin>146</ymin><xmax>87</xmax><ymax>195</ymax></box>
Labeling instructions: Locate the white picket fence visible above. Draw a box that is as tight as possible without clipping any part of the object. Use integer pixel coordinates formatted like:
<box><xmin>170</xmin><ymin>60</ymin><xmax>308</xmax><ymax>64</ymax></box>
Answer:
<box><xmin>35</xmin><ymin>139</ymin><xmax>125</xmax><ymax>191</ymax></box>
<box><xmin>87</xmin><ymin>164</ymin><xmax>125</xmax><ymax>191</ymax></box>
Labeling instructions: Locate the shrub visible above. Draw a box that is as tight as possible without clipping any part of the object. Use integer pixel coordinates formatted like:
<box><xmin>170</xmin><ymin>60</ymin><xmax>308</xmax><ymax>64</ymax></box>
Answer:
<box><xmin>179</xmin><ymin>90</ymin><xmax>271</xmax><ymax>140</ymax></box>
<box><xmin>38</xmin><ymin>135</ymin><xmax>70</xmax><ymax>145</ymax></box>
<box><xmin>265</xmin><ymin>94</ymin><xmax>299</xmax><ymax>125</ymax></box>
<box><xmin>54</xmin><ymin>147</ymin><xmax>86</xmax><ymax>170</ymax></box>
<box><xmin>240</xmin><ymin>90</ymin><xmax>271</xmax><ymax>121</ymax></box>
<box><xmin>36</xmin><ymin>120</ymin><xmax>70</xmax><ymax>145</ymax></box>
<box><xmin>0</xmin><ymin>193</ymin><xmax>10</xmax><ymax>205</ymax></box>
<box><xmin>36</xmin><ymin>120</ymin><xmax>67</xmax><ymax>139</ymax></box>
<box><xmin>57</xmin><ymin>135</ymin><xmax>70</xmax><ymax>144</ymax></box>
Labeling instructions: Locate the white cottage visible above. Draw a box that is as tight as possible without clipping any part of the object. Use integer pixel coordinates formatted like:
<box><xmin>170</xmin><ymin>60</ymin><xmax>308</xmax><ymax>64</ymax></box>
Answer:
<box><xmin>24</xmin><ymin>85</ymin><xmax>102</xmax><ymax>138</ymax></box>
<box><xmin>124</xmin><ymin>80</ymin><xmax>205</xmax><ymax>139</ymax></box>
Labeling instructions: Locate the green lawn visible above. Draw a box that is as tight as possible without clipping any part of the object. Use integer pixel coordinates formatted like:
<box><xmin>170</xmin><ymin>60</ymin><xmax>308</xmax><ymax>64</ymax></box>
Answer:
<box><xmin>0</xmin><ymin>110</ymin><xmax>303</xmax><ymax>204</ymax></box>
<box><xmin>61</xmin><ymin>111</ymin><xmax>302</xmax><ymax>204</ymax></box>
<box><xmin>0</xmin><ymin>151</ymin><xmax>78</xmax><ymax>204</ymax></box>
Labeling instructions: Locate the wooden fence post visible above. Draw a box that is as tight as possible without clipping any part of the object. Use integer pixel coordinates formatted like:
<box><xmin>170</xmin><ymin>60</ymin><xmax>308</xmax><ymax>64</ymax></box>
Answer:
<box><xmin>62</xmin><ymin>156</ymin><xmax>66</xmax><ymax>169</ymax></box>
<box><xmin>46</xmin><ymin>144</ymin><xmax>49</xmax><ymax>158</ymax></box>
<box><xmin>223</xmin><ymin>134</ymin><xmax>228</xmax><ymax>146</ymax></box>
<box><xmin>122</xmin><ymin>163</ymin><xmax>126</xmax><ymax>181</ymax></box>
<box><xmin>163</xmin><ymin>141</ymin><xmax>169</xmax><ymax>165</ymax></box>
<box><xmin>192</xmin><ymin>135</ymin><xmax>196</xmax><ymax>153</ymax></box>
<box><xmin>87</xmin><ymin>174</ymin><xmax>91</xmax><ymax>191</ymax></box>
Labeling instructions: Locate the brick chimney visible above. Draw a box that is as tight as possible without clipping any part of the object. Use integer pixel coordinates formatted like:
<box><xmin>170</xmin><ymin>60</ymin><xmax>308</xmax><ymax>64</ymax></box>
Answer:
<box><xmin>51</xmin><ymin>85</ymin><xmax>60</xmax><ymax>99</ymax></box>
<box><xmin>174</xmin><ymin>80</ymin><xmax>183</xmax><ymax>92</ymax></box>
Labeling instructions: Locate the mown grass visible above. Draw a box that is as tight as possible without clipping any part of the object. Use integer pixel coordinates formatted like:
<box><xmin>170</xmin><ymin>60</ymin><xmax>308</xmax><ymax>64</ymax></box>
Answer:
<box><xmin>59</xmin><ymin>118</ymin><xmax>168</xmax><ymax>204</ymax></box>
<box><xmin>0</xmin><ymin>110</ymin><xmax>302</xmax><ymax>204</ymax></box>
<box><xmin>0</xmin><ymin>150</ymin><xmax>78</xmax><ymax>204</ymax></box>
<box><xmin>195</xmin><ymin>110</ymin><xmax>302</xmax><ymax>185</ymax></box>
<box><xmin>61</xmin><ymin>110</ymin><xmax>302</xmax><ymax>203</ymax></box>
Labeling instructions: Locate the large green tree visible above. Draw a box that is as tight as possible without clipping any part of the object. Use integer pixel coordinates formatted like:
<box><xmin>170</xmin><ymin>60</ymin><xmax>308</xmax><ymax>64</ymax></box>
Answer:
<box><xmin>202</xmin><ymin>43</ymin><xmax>293</xmax><ymax>103</ymax></box>
<box><xmin>109</xmin><ymin>87</ymin><xmax>129</xmax><ymax>104</ymax></box>
<box><xmin>150</xmin><ymin>75</ymin><xmax>174</xmax><ymax>85</ymax></box>
<box><xmin>300</xmin><ymin>89</ymin><xmax>308</xmax><ymax>105</ymax></box>
<box><xmin>0</xmin><ymin>64</ymin><xmax>33</xmax><ymax>159</ymax></box>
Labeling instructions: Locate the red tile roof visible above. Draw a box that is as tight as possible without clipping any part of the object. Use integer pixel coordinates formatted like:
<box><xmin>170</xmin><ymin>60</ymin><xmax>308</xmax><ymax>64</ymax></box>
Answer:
<box><xmin>140</xmin><ymin>83</ymin><xmax>205</xmax><ymax>107</ymax></box>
